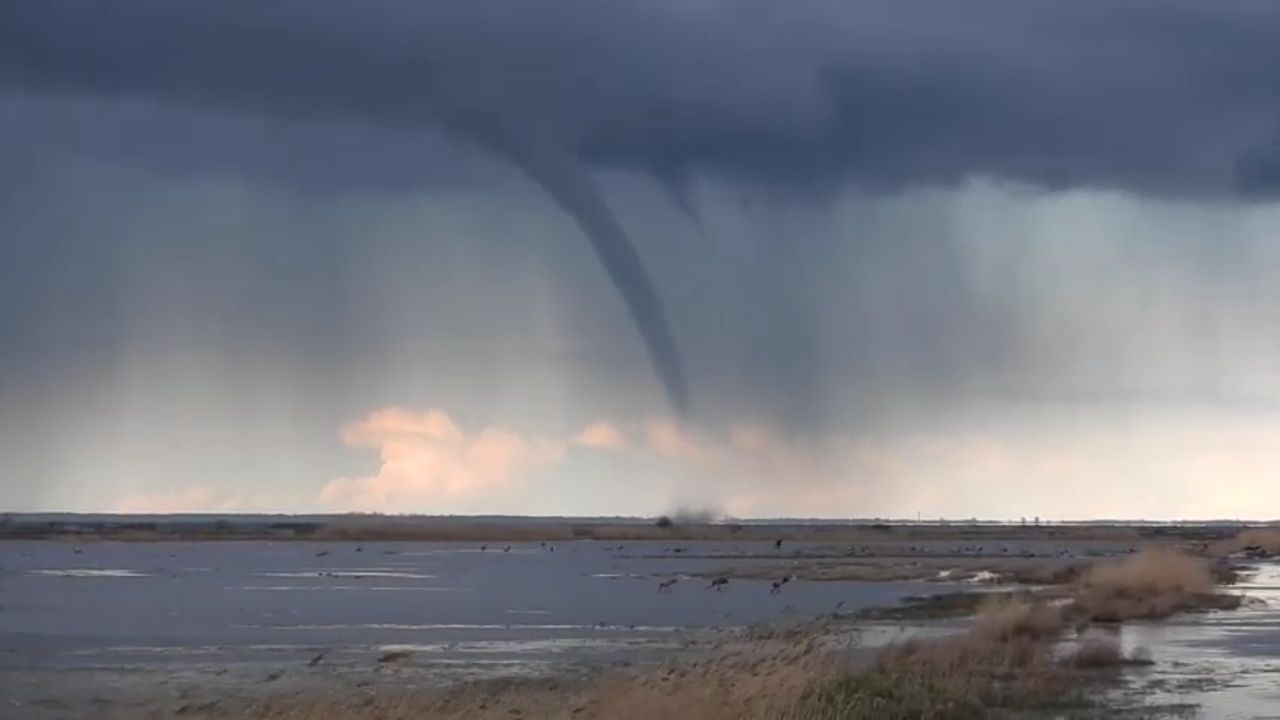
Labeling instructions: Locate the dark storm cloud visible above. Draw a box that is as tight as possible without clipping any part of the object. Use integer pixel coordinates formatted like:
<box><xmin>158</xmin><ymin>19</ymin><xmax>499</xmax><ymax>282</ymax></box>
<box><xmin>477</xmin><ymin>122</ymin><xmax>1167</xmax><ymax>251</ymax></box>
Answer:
<box><xmin>1</xmin><ymin>93</ymin><xmax>494</xmax><ymax>193</ymax></box>
<box><xmin>2</xmin><ymin>0</ymin><xmax>1280</xmax><ymax>418</ymax></box>
<box><xmin>3</xmin><ymin>0</ymin><xmax>1279</xmax><ymax>198</ymax></box>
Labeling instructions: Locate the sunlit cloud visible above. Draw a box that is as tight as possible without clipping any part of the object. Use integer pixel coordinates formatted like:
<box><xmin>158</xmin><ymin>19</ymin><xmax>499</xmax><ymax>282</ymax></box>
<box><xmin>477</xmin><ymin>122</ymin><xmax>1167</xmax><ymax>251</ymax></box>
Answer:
<box><xmin>321</xmin><ymin>407</ymin><xmax>566</xmax><ymax>513</ymax></box>
<box><xmin>574</xmin><ymin>421</ymin><xmax>630</xmax><ymax>451</ymax></box>
<box><xmin>317</xmin><ymin>404</ymin><xmax>1280</xmax><ymax>520</ymax></box>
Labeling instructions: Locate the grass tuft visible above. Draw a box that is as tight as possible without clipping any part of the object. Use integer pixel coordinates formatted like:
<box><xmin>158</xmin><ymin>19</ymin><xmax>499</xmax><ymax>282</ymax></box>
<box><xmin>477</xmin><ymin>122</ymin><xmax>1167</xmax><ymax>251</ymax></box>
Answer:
<box><xmin>1069</xmin><ymin>549</ymin><xmax>1239</xmax><ymax>622</ymax></box>
<box><xmin>1066</xmin><ymin>635</ymin><xmax>1124</xmax><ymax>669</ymax></box>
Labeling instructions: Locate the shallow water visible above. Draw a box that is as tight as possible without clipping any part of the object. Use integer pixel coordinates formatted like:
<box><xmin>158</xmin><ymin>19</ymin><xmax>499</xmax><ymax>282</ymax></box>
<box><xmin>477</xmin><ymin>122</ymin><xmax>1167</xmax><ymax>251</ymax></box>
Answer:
<box><xmin>1110</xmin><ymin>562</ymin><xmax>1280</xmax><ymax>719</ymax></box>
<box><xmin>5</xmin><ymin>542</ymin><xmax>1280</xmax><ymax>718</ymax></box>
<box><xmin>0</xmin><ymin>539</ymin><xmax>942</xmax><ymax>675</ymax></box>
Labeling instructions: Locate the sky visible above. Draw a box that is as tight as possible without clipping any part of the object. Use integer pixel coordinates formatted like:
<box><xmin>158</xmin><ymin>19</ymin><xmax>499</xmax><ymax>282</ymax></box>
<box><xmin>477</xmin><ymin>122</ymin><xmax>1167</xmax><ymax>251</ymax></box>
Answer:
<box><xmin>2</xmin><ymin>1</ymin><xmax>1280</xmax><ymax>519</ymax></box>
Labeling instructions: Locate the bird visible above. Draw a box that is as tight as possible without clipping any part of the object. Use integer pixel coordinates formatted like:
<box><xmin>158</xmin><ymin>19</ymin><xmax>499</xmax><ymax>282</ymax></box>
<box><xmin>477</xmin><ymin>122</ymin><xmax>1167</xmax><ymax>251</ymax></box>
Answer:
<box><xmin>314</xmin><ymin>550</ymin><xmax>329</xmax><ymax>558</ymax></box>
<box><xmin>770</xmin><ymin>576</ymin><xmax>793</xmax><ymax>594</ymax></box>
<box><xmin>707</xmin><ymin>577</ymin><xmax>729</xmax><ymax>591</ymax></box>
<box><xmin>775</xmin><ymin>539</ymin><xmax>783</xmax><ymax>549</ymax></box>
<box><xmin>503</xmin><ymin>546</ymin><xmax>511</xmax><ymax>553</ymax></box>
<box><xmin>658</xmin><ymin>578</ymin><xmax>679</xmax><ymax>593</ymax></box>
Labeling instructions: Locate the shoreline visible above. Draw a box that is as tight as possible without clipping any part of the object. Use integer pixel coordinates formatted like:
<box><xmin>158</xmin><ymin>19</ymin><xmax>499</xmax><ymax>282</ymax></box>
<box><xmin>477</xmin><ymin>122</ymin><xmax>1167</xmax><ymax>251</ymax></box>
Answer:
<box><xmin>0</xmin><ymin>516</ymin><xmax>1252</xmax><ymax>544</ymax></box>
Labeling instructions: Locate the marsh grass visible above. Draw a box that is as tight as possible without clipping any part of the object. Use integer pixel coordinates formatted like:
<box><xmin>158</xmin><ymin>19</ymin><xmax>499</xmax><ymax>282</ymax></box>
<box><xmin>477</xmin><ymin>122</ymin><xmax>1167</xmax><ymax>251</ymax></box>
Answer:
<box><xmin>799</xmin><ymin>550</ymin><xmax>1239</xmax><ymax>719</ymax></box>
<box><xmin>1219</xmin><ymin>527</ymin><xmax>1280</xmax><ymax>556</ymax></box>
<box><xmin>208</xmin><ymin>601</ymin><xmax>1106</xmax><ymax>720</ymax></box>
<box><xmin>174</xmin><ymin>549</ymin><xmax>1238</xmax><ymax>720</ymax></box>
<box><xmin>971</xmin><ymin>596</ymin><xmax>1065</xmax><ymax>641</ymax></box>
<box><xmin>1068</xmin><ymin>549</ymin><xmax>1240</xmax><ymax>622</ymax></box>
<box><xmin>798</xmin><ymin>601</ymin><xmax>1090</xmax><ymax>719</ymax></box>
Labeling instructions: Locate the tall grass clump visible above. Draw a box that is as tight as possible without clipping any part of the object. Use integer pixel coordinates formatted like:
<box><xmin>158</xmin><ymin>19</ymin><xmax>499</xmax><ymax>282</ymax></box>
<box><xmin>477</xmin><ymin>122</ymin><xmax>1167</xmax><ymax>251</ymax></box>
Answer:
<box><xmin>1069</xmin><ymin>549</ymin><xmax>1238</xmax><ymax>622</ymax></box>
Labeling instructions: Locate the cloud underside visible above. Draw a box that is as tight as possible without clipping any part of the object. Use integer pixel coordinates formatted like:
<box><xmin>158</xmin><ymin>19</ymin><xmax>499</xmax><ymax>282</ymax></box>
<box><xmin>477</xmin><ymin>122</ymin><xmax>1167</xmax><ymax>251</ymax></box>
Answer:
<box><xmin>2</xmin><ymin>1</ymin><xmax>1278</xmax><ymax>199</ymax></box>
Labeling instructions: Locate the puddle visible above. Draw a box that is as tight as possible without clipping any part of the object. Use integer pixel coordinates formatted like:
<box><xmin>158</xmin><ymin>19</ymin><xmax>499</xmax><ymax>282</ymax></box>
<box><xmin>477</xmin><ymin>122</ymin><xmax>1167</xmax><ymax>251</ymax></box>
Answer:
<box><xmin>238</xmin><ymin>623</ymin><xmax>682</xmax><ymax>632</ymax></box>
<box><xmin>229</xmin><ymin>585</ymin><xmax>465</xmax><ymax>592</ymax></box>
<box><xmin>29</xmin><ymin>569</ymin><xmax>151</xmax><ymax>578</ymax></box>
<box><xmin>74</xmin><ymin>644</ymin><xmax>309</xmax><ymax>656</ymax></box>
<box><xmin>399</xmin><ymin>549</ymin><xmax>542</xmax><ymax>556</ymax></box>
<box><xmin>374</xmin><ymin>637</ymin><xmax>684</xmax><ymax>655</ymax></box>
<box><xmin>255</xmin><ymin>571</ymin><xmax>437</xmax><ymax>579</ymax></box>
<box><xmin>400</xmin><ymin>658</ymin><xmax>557</xmax><ymax>667</ymax></box>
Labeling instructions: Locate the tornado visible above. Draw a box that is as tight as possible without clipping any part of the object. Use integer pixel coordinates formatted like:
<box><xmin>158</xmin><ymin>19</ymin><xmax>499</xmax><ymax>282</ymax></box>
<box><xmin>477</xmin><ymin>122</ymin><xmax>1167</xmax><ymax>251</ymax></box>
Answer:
<box><xmin>0</xmin><ymin>0</ymin><xmax>692</xmax><ymax>413</ymax></box>
<box><xmin>421</xmin><ymin>107</ymin><xmax>693</xmax><ymax>414</ymax></box>
<box><xmin>494</xmin><ymin>139</ymin><xmax>690</xmax><ymax>415</ymax></box>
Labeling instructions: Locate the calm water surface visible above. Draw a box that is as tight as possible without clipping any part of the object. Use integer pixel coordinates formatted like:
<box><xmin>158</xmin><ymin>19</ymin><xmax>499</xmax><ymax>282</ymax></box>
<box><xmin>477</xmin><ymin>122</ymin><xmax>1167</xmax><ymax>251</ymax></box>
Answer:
<box><xmin>0</xmin><ymin>539</ymin><xmax>938</xmax><ymax>671</ymax></box>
